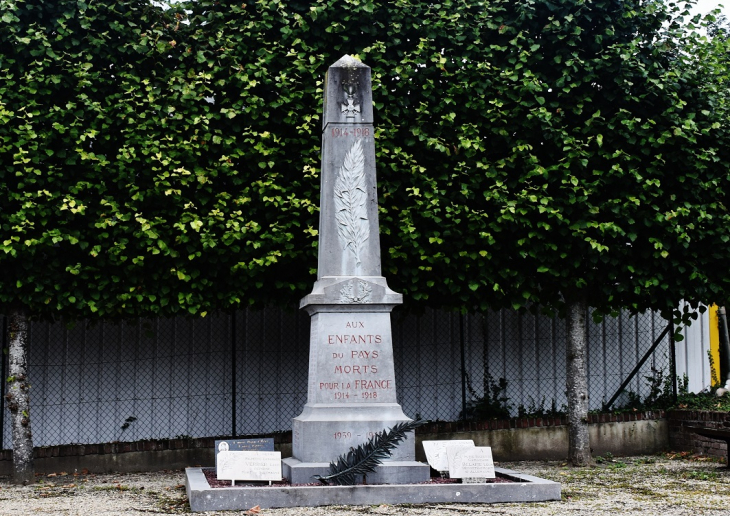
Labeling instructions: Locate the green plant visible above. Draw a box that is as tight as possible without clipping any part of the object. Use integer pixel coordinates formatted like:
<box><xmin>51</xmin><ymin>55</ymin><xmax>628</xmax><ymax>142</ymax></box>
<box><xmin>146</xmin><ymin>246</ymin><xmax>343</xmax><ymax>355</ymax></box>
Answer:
<box><xmin>595</xmin><ymin>452</ymin><xmax>614</xmax><ymax>464</ymax></box>
<box><xmin>675</xmin><ymin>390</ymin><xmax>730</xmax><ymax>412</ymax></box>
<box><xmin>461</xmin><ymin>373</ymin><xmax>512</xmax><ymax>421</ymax></box>
<box><xmin>613</xmin><ymin>366</ymin><xmax>684</xmax><ymax>413</ymax></box>
<box><xmin>681</xmin><ymin>470</ymin><xmax>719</xmax><ymax>481</ymax></box>
<box><xmin>517</xmin><ymin>397</ymin><xmax>567</xmax><ymax>419</ymax></box>
<box><xmin>708</xmin><ymin>349</ymin><xmax>720</xmax><ymax>388</ymax></box>
<box><xmin>633</xmin><ymin>456</ymin><xmax>656</xmax><ymax>465</ymax></box>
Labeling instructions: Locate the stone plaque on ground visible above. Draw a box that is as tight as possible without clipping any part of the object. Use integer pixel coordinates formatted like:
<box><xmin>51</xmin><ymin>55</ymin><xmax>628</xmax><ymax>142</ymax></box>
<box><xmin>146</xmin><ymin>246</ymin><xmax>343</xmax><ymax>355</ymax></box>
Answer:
<box><xmin>217</xmin><ymin>451</ymin><xmax>282</xmax><ymax>482</ymax></box>
<box><xmin>281</xmin><ymin>55</ymin><xmax>429</xmax><ymax>485</ymax></box>
<box><xmin>444</xmin><ymin>441</ymin><xmax>477</xmax><ymax>475</ymax></box>
<box><xmin>215</xmin><ymin>439</ymin><xmax>274</xmax><ymax>469</ymax></box>
<box><xmin>422</xmin><ymin>440</ymin><xmax>475</xmax><ymax>472</ymax></box>
<box><xmin>448</xmin><ymin>447</ymin><xmax>495</xmax><ymax>481</ymax></box>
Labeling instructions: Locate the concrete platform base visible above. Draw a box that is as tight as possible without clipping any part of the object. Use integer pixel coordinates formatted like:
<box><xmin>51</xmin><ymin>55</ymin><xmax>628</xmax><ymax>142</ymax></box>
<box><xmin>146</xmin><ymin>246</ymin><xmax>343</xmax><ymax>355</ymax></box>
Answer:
<box><xmin>282</xmin><ymin>457</ymin><xmax>431</xmax><ymax>484</ymax></box>
<box><xmin>185</xmin><ymin>467</ymin><xmax>561</xmax><ymax>512</ymax></box>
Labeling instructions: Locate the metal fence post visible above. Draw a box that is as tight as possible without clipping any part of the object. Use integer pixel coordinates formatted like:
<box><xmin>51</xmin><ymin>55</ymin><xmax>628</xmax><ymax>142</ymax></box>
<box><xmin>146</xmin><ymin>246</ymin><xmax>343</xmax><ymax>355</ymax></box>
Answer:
<box><xmin>670</xmin><ymin>319</ymin><xmax>677</xmax><ymax>403</ymax></box>
<box><xmin>460</xmin><ymin>313</ymin><xmax>467</xmax><ymax>421</ymax></box>
<box><xmin>231</xmin><ymin>311</ymin><xmax>237</xmax><ymax>437</ymax></box>
<box><xmin>0</xmin><ymin>315</ymin><xmax>6</xmax><ymax>448</ymax></box>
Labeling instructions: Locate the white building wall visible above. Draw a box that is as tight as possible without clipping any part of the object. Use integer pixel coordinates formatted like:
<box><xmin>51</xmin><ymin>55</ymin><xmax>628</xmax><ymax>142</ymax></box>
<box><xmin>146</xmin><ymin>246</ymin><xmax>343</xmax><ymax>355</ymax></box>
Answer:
<box><xmin>675</xmin><ymin>302</ymin><xmax>713</xmax><ymax>393</ymax></box>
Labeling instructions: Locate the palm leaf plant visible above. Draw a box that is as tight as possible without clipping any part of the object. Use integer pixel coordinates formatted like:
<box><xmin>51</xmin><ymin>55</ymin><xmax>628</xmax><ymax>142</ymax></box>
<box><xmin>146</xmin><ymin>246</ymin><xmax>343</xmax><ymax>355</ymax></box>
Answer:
<box><xmin>315</xmin><ymin>419</ymin><xmax>427</xmax><ymax>486</ymax></box>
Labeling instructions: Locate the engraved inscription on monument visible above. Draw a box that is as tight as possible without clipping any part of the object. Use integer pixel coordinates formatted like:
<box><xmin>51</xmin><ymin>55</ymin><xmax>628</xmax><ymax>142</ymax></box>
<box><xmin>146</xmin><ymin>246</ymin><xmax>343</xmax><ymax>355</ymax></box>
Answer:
<box><xmin>312</xmin><ymin>313</ymin><xmax>396</xmax><ymax>404</ymax></box>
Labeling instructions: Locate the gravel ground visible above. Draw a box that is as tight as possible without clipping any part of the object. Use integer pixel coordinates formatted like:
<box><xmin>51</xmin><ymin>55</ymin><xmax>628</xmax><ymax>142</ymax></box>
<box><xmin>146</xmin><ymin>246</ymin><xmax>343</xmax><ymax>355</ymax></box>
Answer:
<box><xmin>0</xmin><ymin>454</ymin><xmax>727</xmax><ymax>515</ymax></box>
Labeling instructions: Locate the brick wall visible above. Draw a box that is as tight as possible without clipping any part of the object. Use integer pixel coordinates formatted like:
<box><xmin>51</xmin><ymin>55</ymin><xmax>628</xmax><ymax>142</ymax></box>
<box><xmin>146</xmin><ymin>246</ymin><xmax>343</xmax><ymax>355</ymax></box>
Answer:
<box><xmin>668</xmin><ymin>409</ymin><xmax>730</xmax><ymax>461</ymax></box>
<box><xmin>0</xmin><ymin>433</ymin><xmax>293</xmax><ymax>466</ymax></box>
<box><xmin>416</xmin><ymin>410</ymin><xmax>666</xmax><ymax>434</ymax></box>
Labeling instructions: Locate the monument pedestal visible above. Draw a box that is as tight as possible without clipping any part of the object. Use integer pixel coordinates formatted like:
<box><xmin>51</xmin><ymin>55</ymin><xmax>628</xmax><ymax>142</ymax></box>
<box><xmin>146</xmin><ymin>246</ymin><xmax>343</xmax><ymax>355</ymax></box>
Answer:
<box><xmin>291</xmin><ymin>404</ymin><xmax>414</xmax><ymax>463</ymax></box>
<box><xmin>286</xmin><ymin>399</ymin><xmax>429</xmax><ymax>483</ymax></box>
<box><xmin>284</xmin><ymin>302</ymin><xmax>430</xmax><ymax>484</ymax></box>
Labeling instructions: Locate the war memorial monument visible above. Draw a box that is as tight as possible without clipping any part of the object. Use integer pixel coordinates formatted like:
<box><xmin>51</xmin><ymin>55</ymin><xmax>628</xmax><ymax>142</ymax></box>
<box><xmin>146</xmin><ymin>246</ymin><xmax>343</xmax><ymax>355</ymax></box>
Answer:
<box><xmin>281</xmin><ymin>54</ymin><xmax>429</xmax><ymax>485</ymax></box>
<box><xmin>185</xmin><ymin>56</ymin><xmax>560</xmax><ymax>510</ymax></box>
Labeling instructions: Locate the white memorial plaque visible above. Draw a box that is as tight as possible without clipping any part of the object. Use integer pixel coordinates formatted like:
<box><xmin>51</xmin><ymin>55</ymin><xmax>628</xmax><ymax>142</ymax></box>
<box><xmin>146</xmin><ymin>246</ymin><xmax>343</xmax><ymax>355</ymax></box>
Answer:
<box><xmin>216</xmin><ymin>451</ymin><xmax>282</xmax><ymax>482</ymax></box>
<box><xmin>449</xmin><ymin>447</ymin><xmax>495</xmax><ymax>481</ymax></box>
<box><xmin>215</xmin><ymin>438</ymin><xmax>274</xmax><ymax>469</ymax></box>
<box><xmin>422</xmin><ymin>440</ymin><xmax>475</xmax><ymax>472</ymax></box>
<box><xmin>444</xmin><ymin>441</ymin><xmax>476</xmax><ymax>474</ymax></box>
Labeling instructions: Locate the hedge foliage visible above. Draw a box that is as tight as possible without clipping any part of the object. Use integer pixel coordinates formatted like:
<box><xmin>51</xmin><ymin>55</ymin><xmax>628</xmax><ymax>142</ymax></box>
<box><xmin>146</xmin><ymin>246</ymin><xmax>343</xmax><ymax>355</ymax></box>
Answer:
<box><xmin>1</xmin><ymin>0</ymin><xmax>730</xmax><ymax>321</ymax></box>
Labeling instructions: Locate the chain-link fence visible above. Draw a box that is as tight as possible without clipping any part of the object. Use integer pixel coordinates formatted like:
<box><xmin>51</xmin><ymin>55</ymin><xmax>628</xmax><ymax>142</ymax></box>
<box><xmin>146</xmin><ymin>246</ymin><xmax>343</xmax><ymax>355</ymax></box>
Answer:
<box><xmin>1</xmin><ymin>307</ymin><xmax>677</xmax><ymax>449</ymax></box>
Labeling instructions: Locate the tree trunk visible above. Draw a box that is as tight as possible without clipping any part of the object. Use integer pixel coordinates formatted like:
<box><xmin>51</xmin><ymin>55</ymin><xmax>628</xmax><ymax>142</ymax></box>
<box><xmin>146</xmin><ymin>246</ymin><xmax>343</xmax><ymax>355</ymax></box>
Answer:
<box><xmin>6</xmin><ymin>307</ymin><xmax>34</xmax><ymax>484</ymax></box>
<box><xmin>565</xmin><ymin>298</ymin><xmax>593</xmax><ymax>466</ymax></box>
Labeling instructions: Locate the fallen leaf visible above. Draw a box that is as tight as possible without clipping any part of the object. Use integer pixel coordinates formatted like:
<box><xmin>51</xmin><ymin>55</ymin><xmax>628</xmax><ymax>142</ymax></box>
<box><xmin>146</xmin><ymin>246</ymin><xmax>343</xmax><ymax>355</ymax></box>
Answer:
<box><xmin>245</xmin><ymin>505</ymin><xmax>261</xmax><ymax>514</ymax></box>
<box><xmin>47</xmin><ymin>473</ymin><xmax>57</xmax><ymax>478</ymax></box>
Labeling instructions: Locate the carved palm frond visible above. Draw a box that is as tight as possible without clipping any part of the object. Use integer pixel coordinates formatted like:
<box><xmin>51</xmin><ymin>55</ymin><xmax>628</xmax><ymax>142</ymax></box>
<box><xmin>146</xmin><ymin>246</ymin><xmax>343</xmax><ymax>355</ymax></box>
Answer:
<box><xmin>314</xmin><ymin>419</ymin><xmax>427</xmax><ymax>486</ymax></box>
<box><xmin>334</xmin><ymin>139</ymin><xmax>369</xmax><ymax>265</ymax></box>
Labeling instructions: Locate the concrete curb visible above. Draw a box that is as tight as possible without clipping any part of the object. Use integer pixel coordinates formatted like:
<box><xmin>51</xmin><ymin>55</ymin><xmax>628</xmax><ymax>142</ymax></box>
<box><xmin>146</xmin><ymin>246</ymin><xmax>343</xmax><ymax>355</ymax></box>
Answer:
<box><xmin>185</xmin><ymin>467</ymin><xmax>561</xmax><ymax>511</ymax></box>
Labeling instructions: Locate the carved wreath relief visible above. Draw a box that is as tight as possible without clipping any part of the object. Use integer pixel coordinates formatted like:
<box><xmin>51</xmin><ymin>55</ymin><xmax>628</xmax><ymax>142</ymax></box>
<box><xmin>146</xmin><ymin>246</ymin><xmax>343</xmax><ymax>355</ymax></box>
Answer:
<box><xmin>334</xmin><ymin>139</ymin><xmax>369</xmax><ymax>266</ymax></box>
<box><xmin>339</xmin><ymin>279</ymin><xmax>373</xmax><ymax>304</ymax></box>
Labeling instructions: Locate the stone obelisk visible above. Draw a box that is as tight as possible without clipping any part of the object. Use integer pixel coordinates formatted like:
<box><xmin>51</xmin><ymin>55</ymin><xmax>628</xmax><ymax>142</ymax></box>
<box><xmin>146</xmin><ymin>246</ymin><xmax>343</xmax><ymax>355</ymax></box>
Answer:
<box><xmin>282</xmin><ymin>56</ymin><xmax>429</xmax><ymax>484</ymax></box>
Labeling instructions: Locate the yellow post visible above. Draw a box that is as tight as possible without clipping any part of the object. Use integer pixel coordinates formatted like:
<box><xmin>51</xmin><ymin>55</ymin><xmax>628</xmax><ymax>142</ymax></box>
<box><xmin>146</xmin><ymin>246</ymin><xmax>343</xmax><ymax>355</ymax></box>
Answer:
<box><xmin>709</xmin><ymin>304</ymin><xmax>721</xmax><ymax>387</ymax></box>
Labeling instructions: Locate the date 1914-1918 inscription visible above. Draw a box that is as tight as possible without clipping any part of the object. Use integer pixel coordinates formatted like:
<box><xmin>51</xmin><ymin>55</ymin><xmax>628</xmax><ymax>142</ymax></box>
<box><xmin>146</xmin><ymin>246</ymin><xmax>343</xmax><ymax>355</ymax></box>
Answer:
<box><xmin>330</xmin><ymin>127</ymin><xmax>371</xmax><ymax>138</ymax></box>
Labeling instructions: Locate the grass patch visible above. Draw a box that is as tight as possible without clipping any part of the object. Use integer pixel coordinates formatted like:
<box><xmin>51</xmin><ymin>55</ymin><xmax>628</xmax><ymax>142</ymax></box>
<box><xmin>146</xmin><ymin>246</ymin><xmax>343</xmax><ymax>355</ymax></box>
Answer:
<box><xmin>680</xmin><ymin>470</ymin><xmax>721</xmax><ymax>481</ymax></box>
<box><xmin>560</xmin><ymin>490</ymin><xmax>583</xmax><ymax>501</ymax></box>
<box><xmin>90</xmin><ymin>484</ymin><xmax>145</xmax><ymax>494</ymax></box>
<box><xmin>627</xmin><ymin>486</ymin><xmax>664</xmax><ymax>497</ymax></box>
<box><xmin>155</xmin><ymin>494</ymin><xmax>191</xmax><ymax>514</ymax></box>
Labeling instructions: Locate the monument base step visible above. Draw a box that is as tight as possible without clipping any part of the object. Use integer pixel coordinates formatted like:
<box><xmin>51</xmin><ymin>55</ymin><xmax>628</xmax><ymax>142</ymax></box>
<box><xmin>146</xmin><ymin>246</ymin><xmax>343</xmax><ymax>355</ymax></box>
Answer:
<box><xmin>281</xmin><ymin>457</ymin><xmax>430</xmax><ymax>485</ymax></box>
<box><xmin>185</xmin><ymin>466</ymin><xmax>561</xmax><ymax>511</ymax></box>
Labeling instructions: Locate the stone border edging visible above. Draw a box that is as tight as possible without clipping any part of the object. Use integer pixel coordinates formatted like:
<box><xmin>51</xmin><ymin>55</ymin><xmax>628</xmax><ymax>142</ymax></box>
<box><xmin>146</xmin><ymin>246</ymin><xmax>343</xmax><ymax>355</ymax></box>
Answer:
<box><xmin>185</xmin><ymin>466</ymin><xmax>561</xmax><ymax>511</ymax></box>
